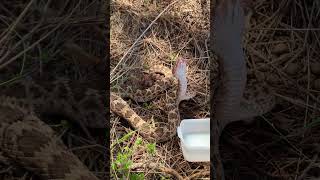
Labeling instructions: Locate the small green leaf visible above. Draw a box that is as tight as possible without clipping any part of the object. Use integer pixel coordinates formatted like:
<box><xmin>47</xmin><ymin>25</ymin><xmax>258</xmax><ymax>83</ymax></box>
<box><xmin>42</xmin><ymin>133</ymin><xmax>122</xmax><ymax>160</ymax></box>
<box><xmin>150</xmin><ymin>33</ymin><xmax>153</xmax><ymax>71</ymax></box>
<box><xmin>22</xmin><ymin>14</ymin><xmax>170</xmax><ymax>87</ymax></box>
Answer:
<box><xmin>130</xmin><ymin>173</ymin><xmax>145</xmax><ymax>180</ymax></box>
<box><xmin>143</xmin><ymin>102</ymin><xmax>149</xmax><ymax>108</ymax></box>
<box><xmin>111</xmin><ymin>162</ymin><xmax>116</xmax><ymax>170</ymax></box>
<box><xmin>135</xmin><ymin>138</ymin><xmax>142</xmax><ymax>146</ymax></box>
<box><xmin>146</xmin><ymin>143</ymin><xmax>156</xmax><ymax>155</ymax></box>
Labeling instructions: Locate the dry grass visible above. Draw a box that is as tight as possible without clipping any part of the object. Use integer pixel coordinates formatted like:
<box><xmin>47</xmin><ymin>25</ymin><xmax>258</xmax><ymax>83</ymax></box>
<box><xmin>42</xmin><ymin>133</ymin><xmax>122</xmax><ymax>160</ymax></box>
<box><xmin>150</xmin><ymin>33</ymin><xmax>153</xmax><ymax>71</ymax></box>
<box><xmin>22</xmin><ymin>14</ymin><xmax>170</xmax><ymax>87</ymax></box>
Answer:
<box><xmin>111</xmin><ymin>0</ymin><xmax>320</xmax><ymax>179</ymax></box>
<box><xmin>0</xmin><ymin>0</ymin><xmax>107</xmax><ymax>179</ymax></box>
<box><xmin>222</xmin><ymin>0</ymin><xmax>320</xmax><ymax>179</ymax></box>
<box><xmin>110</xmin><ymin>0</ymin><xmax>210</xmax><ymax>179</ymax></box>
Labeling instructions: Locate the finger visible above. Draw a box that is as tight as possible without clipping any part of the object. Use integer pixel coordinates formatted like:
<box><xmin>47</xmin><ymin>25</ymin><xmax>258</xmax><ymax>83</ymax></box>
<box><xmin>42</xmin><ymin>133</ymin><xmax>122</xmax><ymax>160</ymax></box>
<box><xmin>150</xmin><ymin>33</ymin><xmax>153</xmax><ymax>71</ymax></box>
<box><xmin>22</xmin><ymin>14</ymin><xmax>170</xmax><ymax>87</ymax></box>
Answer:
<box><xmin>215</xmin><ymin>0</ymin><xmax>226</xmax><ymax>20</ymax></box>
<box><xmin>234</xmin><ymin>0</ymin><xmax>240</xmax><ymax>15</ymax></box>
<box><xmin>234</xmin><ymin>0</ymin><xmax>245</xmax><ymax>30</ymax></box>
<box><xmin>228</xmin><ymin>0</ymin><xmax>243</xmax><ymax>29</ymax></box>
<box><xmin>234</xmin><ymin>0</ymin><xmax>244</xmax><ymax>19</ymax></box>
<box><xmin>225</xmin><ymin>0</ymin><xmax>233</xmax><ymax>22</ymax></box>
<box><xmin>214</xmin><ymin>3</ymin><xmax>226</xmax><ymax>30</ymax></box>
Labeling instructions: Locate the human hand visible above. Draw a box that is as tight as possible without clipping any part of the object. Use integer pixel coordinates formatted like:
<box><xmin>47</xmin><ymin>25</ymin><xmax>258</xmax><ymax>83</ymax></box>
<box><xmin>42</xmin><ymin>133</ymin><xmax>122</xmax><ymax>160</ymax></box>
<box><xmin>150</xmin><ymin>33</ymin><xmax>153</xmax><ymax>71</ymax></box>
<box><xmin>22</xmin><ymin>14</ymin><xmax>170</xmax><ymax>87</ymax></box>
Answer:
<box><xmin>213</xmin><ymin>0</ymin><xmax>245</xmax><ymax>58</ymax></box>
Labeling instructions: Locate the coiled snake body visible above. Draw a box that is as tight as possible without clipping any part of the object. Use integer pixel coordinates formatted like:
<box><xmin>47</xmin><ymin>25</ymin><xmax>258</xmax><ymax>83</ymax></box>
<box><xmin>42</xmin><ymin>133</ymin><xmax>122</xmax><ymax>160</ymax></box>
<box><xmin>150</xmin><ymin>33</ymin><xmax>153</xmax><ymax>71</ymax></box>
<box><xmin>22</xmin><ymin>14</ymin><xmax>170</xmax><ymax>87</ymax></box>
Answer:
<box><xmin>0</xmin><ymin>78</ymin><xmax>106</xmax><ymax>180</ymax></box>
<box><xmin>110</xmin><ymin>59</ymin><xmax>193</xmax><ymax>143</ymax></box>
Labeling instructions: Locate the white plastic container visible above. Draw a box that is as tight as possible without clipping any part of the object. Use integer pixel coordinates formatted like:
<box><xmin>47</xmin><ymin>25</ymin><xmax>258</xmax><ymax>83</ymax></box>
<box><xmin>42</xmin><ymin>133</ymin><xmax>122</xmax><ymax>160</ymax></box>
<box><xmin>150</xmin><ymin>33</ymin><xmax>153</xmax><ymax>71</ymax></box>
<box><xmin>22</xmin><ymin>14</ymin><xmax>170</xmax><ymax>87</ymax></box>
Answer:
<box><xmin>177</xmin><ymin>118</ymin><xmax>210</xmax><ymax>162</ymax></box>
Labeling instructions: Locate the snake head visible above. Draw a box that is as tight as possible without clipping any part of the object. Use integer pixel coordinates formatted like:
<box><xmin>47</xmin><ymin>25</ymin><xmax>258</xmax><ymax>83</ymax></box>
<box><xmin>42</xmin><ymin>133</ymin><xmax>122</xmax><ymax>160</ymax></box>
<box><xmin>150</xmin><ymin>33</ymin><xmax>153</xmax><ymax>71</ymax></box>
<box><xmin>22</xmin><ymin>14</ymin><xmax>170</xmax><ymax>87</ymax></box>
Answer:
<box><xmin>172</xmin><ymin>58</ymin><xmax>187</xmax><ymax>79</ymax></box>
<box><xmin>172</xmin><ymin>58</ymin><xmax>196</xmax><ymax>102</ymax></box>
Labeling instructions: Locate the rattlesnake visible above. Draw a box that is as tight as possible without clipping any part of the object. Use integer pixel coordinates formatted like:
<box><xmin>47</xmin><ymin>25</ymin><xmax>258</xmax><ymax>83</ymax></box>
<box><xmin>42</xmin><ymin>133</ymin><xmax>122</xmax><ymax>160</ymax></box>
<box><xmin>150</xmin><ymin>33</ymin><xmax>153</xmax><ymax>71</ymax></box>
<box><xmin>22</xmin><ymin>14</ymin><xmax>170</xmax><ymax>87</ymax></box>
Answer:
<box><xmin>110</xmin><ymin>59</ymin><xmax>193</xmax><ymax>143</ymax></box>
<box><xmin>0</xmin><ymin>77</ymin><xmax>106</xmax><ymax>179</ymax></box>
<box><xmin>110</xmin><ymin>56</ymin><xmax>275</xmax><ymax>140</ymax></box>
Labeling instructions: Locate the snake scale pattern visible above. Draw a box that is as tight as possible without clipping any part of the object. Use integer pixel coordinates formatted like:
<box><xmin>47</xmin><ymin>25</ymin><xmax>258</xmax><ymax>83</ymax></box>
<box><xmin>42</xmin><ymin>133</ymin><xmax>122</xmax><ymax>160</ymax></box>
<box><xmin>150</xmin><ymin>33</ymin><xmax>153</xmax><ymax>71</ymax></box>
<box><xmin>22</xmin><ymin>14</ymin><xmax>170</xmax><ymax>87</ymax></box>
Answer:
<box><xmin>111</xmin><ymin>58</ymin><xmax>276</xmax><ymax>143</ymax></box>
<box><xmin>0</xmin><ymin>77</ymin><xmax>106</xmax><ymax>179</ymax></box>
<box><xmin>110</xmin><ymin>59</ymin><xmax>191</xmax><ymax>143</ymax></box>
